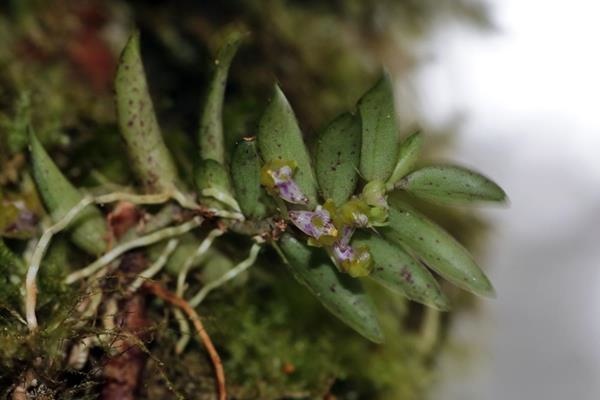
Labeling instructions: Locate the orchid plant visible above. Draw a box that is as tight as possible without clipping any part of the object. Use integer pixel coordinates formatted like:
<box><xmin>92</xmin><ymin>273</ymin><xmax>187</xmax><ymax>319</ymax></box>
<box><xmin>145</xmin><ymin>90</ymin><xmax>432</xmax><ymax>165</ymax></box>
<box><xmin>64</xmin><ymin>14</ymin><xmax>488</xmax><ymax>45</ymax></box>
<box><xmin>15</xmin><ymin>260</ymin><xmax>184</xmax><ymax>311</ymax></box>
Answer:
<box><xmin>22</xmin><ymin>27</ymin><xmax>506</xmax><ymax>366</ymax></box>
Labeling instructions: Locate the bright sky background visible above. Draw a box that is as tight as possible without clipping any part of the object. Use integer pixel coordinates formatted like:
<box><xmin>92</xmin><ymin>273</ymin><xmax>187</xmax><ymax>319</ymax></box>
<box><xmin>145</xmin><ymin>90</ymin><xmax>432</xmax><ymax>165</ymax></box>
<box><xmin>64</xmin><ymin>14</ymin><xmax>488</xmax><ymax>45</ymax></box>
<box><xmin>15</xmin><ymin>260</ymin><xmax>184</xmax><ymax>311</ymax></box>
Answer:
<box><xmin>410</xmin><ymin>1</ymin><xmax>600</xmax><ymax>399</ymax></box>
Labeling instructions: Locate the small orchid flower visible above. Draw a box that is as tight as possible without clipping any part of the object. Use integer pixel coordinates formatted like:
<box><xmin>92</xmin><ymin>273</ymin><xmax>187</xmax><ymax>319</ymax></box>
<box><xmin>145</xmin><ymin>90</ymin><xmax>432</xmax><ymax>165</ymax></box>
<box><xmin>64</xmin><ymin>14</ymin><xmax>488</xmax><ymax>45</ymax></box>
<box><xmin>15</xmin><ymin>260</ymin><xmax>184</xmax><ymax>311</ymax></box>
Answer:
<box><xmin>360</xmin><ymin>180</ymin><xmax>389</xmax><ymax>226</ymax></box>
<box><xmin>331</xmin><ymin>242</ymin><xmax>373</xmax><ymax>278</ymax></box>
<box><xmin>336</xmin><ymin>198</ymin><xmax>371</xmax><ymax>227</ymax></box>
<box><xmin>260</xmin><ymin>159</ymin><xmax>309</xmax><ymax>204</ymax></box>
<box><xmin>289</xmin><ymin>206</ymin><xmax>338</xmax><ymax>246</ymax></box>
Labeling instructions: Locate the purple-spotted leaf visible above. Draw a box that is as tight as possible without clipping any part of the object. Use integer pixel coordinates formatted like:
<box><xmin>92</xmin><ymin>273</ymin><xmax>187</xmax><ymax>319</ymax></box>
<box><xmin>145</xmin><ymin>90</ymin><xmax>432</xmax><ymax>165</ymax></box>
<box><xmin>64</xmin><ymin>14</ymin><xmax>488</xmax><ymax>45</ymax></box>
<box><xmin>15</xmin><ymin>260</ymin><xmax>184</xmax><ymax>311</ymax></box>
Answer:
<box><xmin>258</xmin><ymin>85</ymin><xmax>318</xmax><ymax>207</ymax></box>
<box><xmin>315</xmin><ymin>113</ymin><xmax>361</xmax><ymax>204</ymax></box>
<box><xmin>195</xmin><ymin>158</ymin><xmax>238</xmax><ymax>210</ymax></box>
<box><xmin>279</xmin><ymin>234</ymin><xmax>384</xmax><ymax>343</ymax></box>
<box><xmin>231</xmin><ymin>138</ymin><xmax>267</xmax><ymax>219</ymax></box>
<box><xmin>382</xmin><ymin>204</ymin><xmax>494</xmax><ymax>298</ymax></box>
<box><xmin>353</xmin><ymin>232</ymin><xmax>449</xmax><ymax>310</ymax></box>
<box><xmin>386</xmin><ymin>131</ymin><xmax>423</xmax><ymax>189</ymax></box>
<box><xmin>358</xmin><ymin>73</ymin><xmax>400</xmax><ymax>181</ymax></box>
<box><xmin>198</xmin><ymin>31</ymin><xmax>245</xmax><ymax>164</ymax></box>
<box><xmin>30</xmin><ymin>131</ymin><xmax>107</xmax><ymax>255</ymax></box>
<box><xmin>398</xmin><ymin>165</ymin><xmax>507</xmax><ymax>205</ymax></box>
<box><xmin>115</xmin><ymin>31</ymin><xmax>179</xmax><ymax>193</ymax></box>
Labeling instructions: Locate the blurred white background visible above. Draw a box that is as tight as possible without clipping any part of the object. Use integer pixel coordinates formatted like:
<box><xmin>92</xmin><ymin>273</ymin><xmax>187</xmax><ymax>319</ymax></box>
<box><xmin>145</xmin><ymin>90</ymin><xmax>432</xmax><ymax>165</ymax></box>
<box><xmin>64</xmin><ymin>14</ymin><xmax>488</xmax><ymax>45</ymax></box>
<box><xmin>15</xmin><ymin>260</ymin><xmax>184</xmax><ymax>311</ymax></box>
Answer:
<box><xmin>411</xmin><ymin>0</ymin><xmax>600</xmax><ymax>398</ymax></box>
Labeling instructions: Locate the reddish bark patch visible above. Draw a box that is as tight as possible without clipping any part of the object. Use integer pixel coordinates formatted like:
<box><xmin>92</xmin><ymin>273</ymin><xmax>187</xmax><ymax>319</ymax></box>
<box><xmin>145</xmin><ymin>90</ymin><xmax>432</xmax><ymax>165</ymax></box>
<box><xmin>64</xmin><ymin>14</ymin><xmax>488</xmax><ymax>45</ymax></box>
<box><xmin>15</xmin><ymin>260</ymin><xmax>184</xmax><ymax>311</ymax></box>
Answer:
<box><xmin>107</xmin><ymin>202</ymin><xmax>142</xmax><ymax>245</ymax></box>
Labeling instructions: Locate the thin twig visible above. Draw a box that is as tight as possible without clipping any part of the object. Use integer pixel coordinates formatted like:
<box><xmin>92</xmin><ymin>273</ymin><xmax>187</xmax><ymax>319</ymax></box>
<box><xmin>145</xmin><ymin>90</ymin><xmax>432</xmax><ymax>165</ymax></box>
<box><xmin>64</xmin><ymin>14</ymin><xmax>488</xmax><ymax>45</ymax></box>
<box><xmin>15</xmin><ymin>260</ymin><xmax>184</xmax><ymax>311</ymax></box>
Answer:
<box><xmin>127</xmin><ymin>239</ymin><xmax>179</xmax><ymax>294</ymax></box>
<box><xmin>143</xmin><ymin>281</ymin><xmax>226</xmax><ymax>400</ymax></box>
<box><xmin>189</xmin><ymin>243</ymin><xmax>261</xmax><ymax>308</ymax></box>
<box><xmin>65</xmin><ymin>217</ymin><xmax>203</xmax><ymax>285</ymax></box>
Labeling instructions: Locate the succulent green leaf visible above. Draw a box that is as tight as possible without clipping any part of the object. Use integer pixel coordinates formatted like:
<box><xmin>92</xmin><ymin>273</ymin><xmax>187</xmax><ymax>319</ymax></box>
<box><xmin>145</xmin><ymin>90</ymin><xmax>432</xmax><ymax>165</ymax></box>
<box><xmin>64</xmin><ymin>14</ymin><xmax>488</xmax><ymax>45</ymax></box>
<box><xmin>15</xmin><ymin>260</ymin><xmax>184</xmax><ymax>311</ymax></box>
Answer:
<box><xmin>195</xmin><ymin>158</ymin><xmax>236</xmax><ymax>209</ymax></box>
<box><xmin>258</xmin><ymin>85</ymin><xmax>318</xmax><ymax>207</ymax></box>
<box><xmin>279</xmin><ymin>233</ymin><xmax>383</xmax><ymax>343</ymax></box>
<box><xmin>198</xmin><ymin>31</ymin><xmax>245</xmax><ymax>164</ymax></box>
<box><xmin>315</xmin><ymin>113</ymin><xmax>361</xmax><ymax>204</ymax></box>
<box><xmin>115</xmin><ymin>31</ymin><xmax>179</xmax><ymax>193</ymax></box>
<box><xmin>352</xmin><ymin>233</ymin><xmax>449</xmax><ymax>310</ymax></box>
<box><xmin>386</xmin><ymin>131</ymin><xmax>423</xmax><ymax>189</ymax></box>
<box><xmin>398</xmin><ymin>165</ymin><xmax>507</xmax><ymax>204</ymax></box>
<box><xmin>358</xmin><ymin>73</ymin><xmax>400</xmax><ymax>181</ymax></box>
<box><xmin>231</xmin><ymin>138</ymin><xmax>267</xmax><ymax>219</ymax></box>
<box><xmin>382</xmin><ymin>204</ymin><xmax>494</xmax><ymax>298</ymax></box>
<box><xmin>29</xmin><ymin>131</ymin><xmax>107</xmax><ymax>255</ymax></box>
<box><xmin>195</xmin><ymin>159</ymin><xmax>233</xmax><ymax>193</ymax></box>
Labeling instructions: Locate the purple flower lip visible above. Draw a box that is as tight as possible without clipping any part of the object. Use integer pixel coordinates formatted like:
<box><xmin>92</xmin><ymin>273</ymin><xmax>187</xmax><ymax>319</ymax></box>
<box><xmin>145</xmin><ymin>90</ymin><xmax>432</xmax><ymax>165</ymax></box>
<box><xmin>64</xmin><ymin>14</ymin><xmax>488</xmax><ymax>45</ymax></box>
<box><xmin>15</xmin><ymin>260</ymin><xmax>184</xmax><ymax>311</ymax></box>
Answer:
<box><xmin>288</xmin><ymin>206</ymin><xmax>337</xmax><ymax>241</ymax></box>
<box><xmin>332</xmin><ymin>242</ymin><xmax>354</xmax><ymax>262</ymax></box>
<box><xmin>261</xmin><ymin>162</ymin><xmax>309</xmax><ymax>204</ymax></box>
<box><xmin>276</xmin><ymin>179</ymin><xmax>309</xmax><ymax>204</ymax></box>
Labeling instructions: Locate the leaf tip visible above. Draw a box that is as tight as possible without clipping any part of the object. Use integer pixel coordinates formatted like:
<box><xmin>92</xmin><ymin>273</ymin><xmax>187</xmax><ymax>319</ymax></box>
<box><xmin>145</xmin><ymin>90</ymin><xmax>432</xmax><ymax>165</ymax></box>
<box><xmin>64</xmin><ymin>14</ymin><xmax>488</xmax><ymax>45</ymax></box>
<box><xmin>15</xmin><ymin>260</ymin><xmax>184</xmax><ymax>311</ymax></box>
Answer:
<box><xmin>471</xmin><ymin>274</ymin><xmax>496</xmax><ymax>299</ymax></box>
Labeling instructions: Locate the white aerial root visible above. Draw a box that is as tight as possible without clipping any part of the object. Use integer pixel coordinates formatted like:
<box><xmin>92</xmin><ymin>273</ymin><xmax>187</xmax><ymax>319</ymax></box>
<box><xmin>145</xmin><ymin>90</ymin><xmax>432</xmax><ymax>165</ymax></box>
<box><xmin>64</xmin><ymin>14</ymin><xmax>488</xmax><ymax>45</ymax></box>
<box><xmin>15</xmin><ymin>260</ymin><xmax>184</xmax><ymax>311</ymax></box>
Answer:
<box><xmin>173</xmin><ymin>308</ymin><xmax>191</xmax><ymax>354</ymax></box>
<box><xmin>65</xmin><ymin>217</ymin><xmax>202</xmax><ymax>285</ymax></box>
<box><xmin>26</xmin><ymin>196</ymin><xmax>94</xmax><ymax>330</ymax></box>
<box><xmin>176</xmin><ymin>241</ymin><xmax>262</xmax><ymax>353</ymax></box>
<box><xmin>189</xmin><ymin>242</ymin><xmax>261</xmax><ymax>308</ymax></box>
<box><xmin>75</xmin><ymin>263</ymin><xmax>117</xmax><ymax>329</ymax></box>
<box><xmin>24</xmin><ymin>186</ymin><xmax>241</xmax><ymax>332</ymax></box>
<box><xmin>176</xmin><ymin>228</ymin><xmax>224</xmax><ymax>297</ymax></box>
<box><xmin>201</xmin><ymin>188</ymin><xmax>242</xmax><ymax>212</ymax></box>
<box><xmin>67</xmin><ymin>336</ymin><xmax>96</xmax><ymax>370</ymax></box>
<box><xmin>127</xmin><ymin>238</ymin><xmax>179</xmax><ymax>294</ymax></box>
<box><xmin>173</xmin><ymin>228</ymin><xmax>224</xmax><ymax>353</ymax></box>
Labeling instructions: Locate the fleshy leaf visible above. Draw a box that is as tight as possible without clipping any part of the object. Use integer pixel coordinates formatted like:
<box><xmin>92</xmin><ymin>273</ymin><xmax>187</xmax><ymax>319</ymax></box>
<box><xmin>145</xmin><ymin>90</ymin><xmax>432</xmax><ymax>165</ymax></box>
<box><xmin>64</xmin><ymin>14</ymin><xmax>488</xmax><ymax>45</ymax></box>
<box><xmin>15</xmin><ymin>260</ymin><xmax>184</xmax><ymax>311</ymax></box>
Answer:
<box><xmin>315</xmin><ymin>112</ymin><xmax>361</xmax><ymax>204</ymax></box>
<box><xmin>198</xmin><ymin>31</ymin><xmax>244</xmax><ymax>164</ymax></box>
<box><xmin>257</xmin><ymin>85</ymin><xmax>318</xmax><ymax>207</ymax></box>
<box><xmin>398</xmin><ymin>165</ymin><xmax>507</xmax><ymax>204</ymax></box>
<box><xmin>279</xmin><ymin>233</ymin><xmax>384</xmax><ymax>343</ymax></box>
<box><xmin>382</xmin><ymin>204</ymin><xmax>495</xmax><ymax>298</ymax></box>
<box><xmin>195</xmin><ymin>158</ymin><xmax>237</xmax><ymax>210</ymax></box>
<box><xmin>29</xmin><ymin>131</ymin><xmax>107</xmax><ymax>255</ymax></box>
<box><xmin>353</xmin><ymin>232</ymin><xmax>449</xmax><ymax>310</ymax></box>
<box><xmin>358</xmin><ymin>73</ymin><xmax>399</xmax><ymax>181</ymax></box>
<box><xmin>231</xmin><ymin>138</ymin><xmax>267</xmax><ymax>219</ymax></box>
<box><xmin>386</xmin><ymin>131</ymin><xmax>423</xmax><ymax>189</ymax></box>
<box><xmin>115</xmin><ymin>31</ymin><xmax>179</xmax><ymax>193</ymax></box>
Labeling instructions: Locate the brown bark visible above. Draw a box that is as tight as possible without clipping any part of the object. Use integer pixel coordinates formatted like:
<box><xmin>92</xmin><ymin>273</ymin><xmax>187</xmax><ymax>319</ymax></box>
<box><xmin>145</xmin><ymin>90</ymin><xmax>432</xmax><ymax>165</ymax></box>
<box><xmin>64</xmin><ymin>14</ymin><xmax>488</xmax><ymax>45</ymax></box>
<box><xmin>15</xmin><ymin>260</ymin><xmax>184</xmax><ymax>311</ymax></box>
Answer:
<box><xmin>101</xmin><ymin>253</ymin><xmax>150</xmax><ymax>400</ymax></box>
